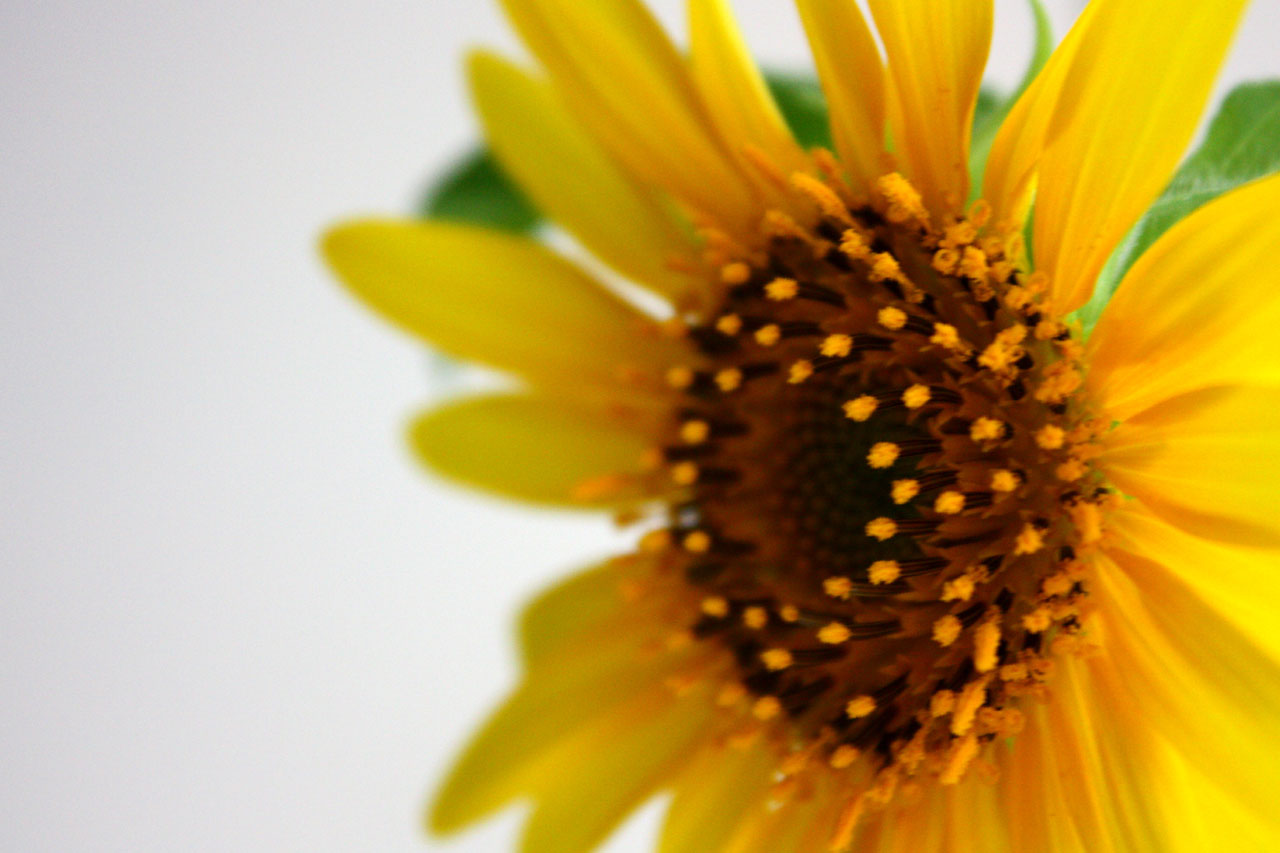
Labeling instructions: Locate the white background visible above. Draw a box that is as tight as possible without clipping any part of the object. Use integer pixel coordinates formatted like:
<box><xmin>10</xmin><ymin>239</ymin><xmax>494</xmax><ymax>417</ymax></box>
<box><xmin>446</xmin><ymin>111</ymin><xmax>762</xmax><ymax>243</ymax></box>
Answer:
<box><xmin>2</xmin><ymin>1</ymin><xmax>1276</xmax><ymax>850</ymax></box>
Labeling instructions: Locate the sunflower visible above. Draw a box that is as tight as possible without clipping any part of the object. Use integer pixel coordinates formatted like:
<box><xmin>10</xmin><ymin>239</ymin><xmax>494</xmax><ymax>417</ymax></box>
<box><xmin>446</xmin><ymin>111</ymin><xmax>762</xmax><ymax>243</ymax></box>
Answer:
<box><xmin>323</xmin><ymin>0</ymin><xmax>1280</xmax><ymax>849</ymax></box>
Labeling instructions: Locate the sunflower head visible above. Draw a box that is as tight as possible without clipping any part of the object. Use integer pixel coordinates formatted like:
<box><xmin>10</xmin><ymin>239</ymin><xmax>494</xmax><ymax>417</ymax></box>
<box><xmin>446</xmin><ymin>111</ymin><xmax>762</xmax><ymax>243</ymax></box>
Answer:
<box><xmin>324</xmin><ymin>0</ymin><xmax>1280</xmax><ymax>849</ymax></box>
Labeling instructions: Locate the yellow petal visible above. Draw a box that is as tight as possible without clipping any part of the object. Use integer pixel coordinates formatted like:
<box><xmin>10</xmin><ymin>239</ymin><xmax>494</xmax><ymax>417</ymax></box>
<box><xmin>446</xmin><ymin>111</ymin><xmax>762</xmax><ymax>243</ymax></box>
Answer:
<box><xmin>429</xmin><ymin>631</ymin><xmax>700</xmax><ymax>834</ymax></box>
<box><xmin>468</xmin><ymin>51</ymin><xmax>702</xmax><ymax>303</ymax></box>
<box><xmin>1102</xmin><ymin>385</ymin><xmax>1280</xmax><ymax>548</ymax></box>
<box><xmin>322</xmin><ymin>220</ymin><xmax>688</xmax><ymax>394</ymax></box>
<box><xmin>1088</xmin><ymin>173</ymin><xmax>1280</xmax><ymax>420</ymax></box>
<box><xmin>658</xmin><ymin>742</ymin><xmax>775</xmax><ymax>853</ymax></box>
<box><xmin>688</xmin><ymin>0</ymin><xmax>808</xmax><ymax>186</ymax></box>
<box><xmin>982</xmin><ymin>2</ymin><xmax>1097</xmax><ymax>229</ymax></box>
<box><xmin>1091</xmin><ymin>550</ymin><xmax>1280</xmax><ymax>823</ymax></box>
<box><xmin>519</xmin><ymin>558</ymin><xmax>632</xmax><ymax>668</ymax></box>
<box><xmin>499</xmin><ymin>0</ymin><xmax>756</xmax><ymax>233</ymax></box>
<box><xmin>409</xmin><ymin>394</ymin><xmax>665</xmax><ymax>509</ymax></box>
<box><xmin>1033</xmin><ymin>0</ymin><xmax>1248</xmax><ymax>314</ymax></box>
<box><xmin>868</xmin><ymin>0</ymin><xmax>993</xmax><ymax>214</ymax></box>
<box><xmin>1108</xmin><ymin>505</ymin><xmax>1280</xmax><ymax>662</ymax></box>
<box><xmin>519</xmin><ymin>682</ymin><xmax>715</xmax><ymax>853</ymax></box>
<box><xmin>793</xmin><ymin>0</ymin><xmax>886</xmax><ymax>191</ymax></box>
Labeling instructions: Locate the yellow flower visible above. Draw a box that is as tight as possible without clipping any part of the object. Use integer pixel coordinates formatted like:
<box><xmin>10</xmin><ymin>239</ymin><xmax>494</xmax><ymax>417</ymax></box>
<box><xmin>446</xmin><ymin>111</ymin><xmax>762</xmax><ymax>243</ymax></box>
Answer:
<box><xmin>323</xmin><ymin>0</ymin><xmax>1280</xmax><ymax>849</ymax></box>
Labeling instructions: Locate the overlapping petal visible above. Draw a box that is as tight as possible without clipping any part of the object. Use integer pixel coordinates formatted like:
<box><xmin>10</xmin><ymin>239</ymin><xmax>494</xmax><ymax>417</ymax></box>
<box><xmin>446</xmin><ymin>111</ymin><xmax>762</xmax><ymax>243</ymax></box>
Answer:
<box><xmin>499</xmin><ymin>0</ymin><xmax>757</xmax><ymax>233</ymax></box>
<box><xmin>468</xmin><ymin>51</ymin><xmax>703</xmax><ymax>303</ymax></box>
<box><xmin>794</xmin><ymin>0</ymin><xmax>886</xmax><ymax>191</ymax></box>
<box><xmin>868</xmin><ymin>0</ymin><xmax>992</xmax><ymax>214</ymax></box>
<box><xmin>1088</xmin><ymin>173</ymin><xmax>1280</xmax><ymax>420</ymax></box>
<box><xmin>409</xmin><ymin>394</ymin><xmax>668</xmax><ymax>509</ymax></box>
<box><xmin>322</xmin><ymin>220</ymin><xmax>690</xmax><ymax>397</ymax></box>
<box><xmin>1032</xmin><ymin>0</ymin><xmax>1248</xmax><ymax>313</ymax></box>
<box><xmin>1101</xmin><ymin>385</ymin><xmax>1280</xmax><ymax>548</ymax></box>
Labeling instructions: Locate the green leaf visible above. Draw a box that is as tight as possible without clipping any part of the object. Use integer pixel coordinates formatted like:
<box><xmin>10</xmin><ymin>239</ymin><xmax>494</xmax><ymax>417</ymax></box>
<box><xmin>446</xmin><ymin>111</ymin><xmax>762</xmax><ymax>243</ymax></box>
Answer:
<box><xmin>765</xmin><ymin>72</ymin><xmax>833</xmax><ymax>150</ymax></box>
<box><xmin>968</xmin><ymin>0</ymin><xmax>1053</xmax><ymax>198</ymax></box>
<box><xmin>420</xmin><ymin>149</ymin><xmax>540</xmax><ymax>233</ymax></box>
<box><xmin>1079</xmin><ymin>80</ymin><xmax>1280</xmax><ymax>334</ymax></box>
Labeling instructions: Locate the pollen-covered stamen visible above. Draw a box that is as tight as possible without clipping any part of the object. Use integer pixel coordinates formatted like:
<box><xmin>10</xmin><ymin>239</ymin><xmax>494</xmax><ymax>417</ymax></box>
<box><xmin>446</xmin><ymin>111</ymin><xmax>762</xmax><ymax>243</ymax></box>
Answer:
<box><xmin>650</xmin><ymin>168</ymin><xmax>1104</xmax><ymax>813</ymax></box>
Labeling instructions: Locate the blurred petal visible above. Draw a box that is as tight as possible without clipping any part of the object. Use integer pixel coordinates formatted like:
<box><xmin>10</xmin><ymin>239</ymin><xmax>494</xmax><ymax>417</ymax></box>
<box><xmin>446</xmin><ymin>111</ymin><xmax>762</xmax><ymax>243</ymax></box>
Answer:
<box><xmin>409</xmin><ymin>394</ymin><xmax>665</xmax><ymax>509</ymax></box>
<box><xmin>322</xmin><ymin>220</ymin><xmax>689</xmax><ymax>395</ymax></box>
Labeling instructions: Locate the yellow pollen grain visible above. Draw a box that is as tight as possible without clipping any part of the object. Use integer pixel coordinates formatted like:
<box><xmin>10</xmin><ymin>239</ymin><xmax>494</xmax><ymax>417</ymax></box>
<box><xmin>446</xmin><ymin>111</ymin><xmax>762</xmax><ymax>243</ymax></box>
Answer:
<box><xmin>846</xmin><ymin>695</ymin><xmax>876</xmax><ymax>719</ymax></box>
<box><xmin>715</xmin><ymin>367</ymin><xmax>743</xmax><ymax>392</ymax></box>
<box><xmin>902</xmin><ymin>384</ymin><xmax>931</xmax><ymax>409</ymax></box>
<box><xmin>867</xmin><ymin>442</ymin><xmax>900</xmax><ymax>469</ymax></box>
<box><xmin>944</xmin><ymin>221</ymin><xmax>977</xmax><ymax>247</ymax></box>
<box><xmin>866</xmin><ymin>517</ymin><xmax>897</xmax><ymax>541</ymax></box>
<box><xmin>973</xmin><ymin>619</ymin><xmax>1001</xmax><ymax>673</ymax></box>
<box><xmin>932</xmin><ymin>247</ymin><xmax>960</xmax><ymax>275</ymax></box>
<box><xmin>933</xmin><ymin>614</ymin><xmax>962</xmax><ymax>647</ymax></box>
<box><xmin>1056</xmin><ymin>458</ymin><xmax>1087</xmax><ymax>482</ymax></box>
<box><xmin>683</xmin><ymin>530</ymin><xmax>712</xmax><ymax>553</ymax></box>
<box><xmin>790</xmin><ymin>172</ymin><xmax>850</xmax><ymax>222</ymax></box>
<box><xmin>869</xmin><ymin>253</ymin><xmax>904</xmax><ymax>283</ymax></box>
<box><xmin>939</xmin><ymin>733</ymin><xmax>980</xmax><ymax>786</ymax></box>
<box><xmin>717</xmin><ymin>681</ymin><xmax>746</xmax><ymax>706</ymax></box>
<box><xmin>742</xmin><ymin>606</ymin><xmax>769</xmax><ymax>630</ymax></box>
<box><xmin>818</xmin><ymin>621</ymin><xmax>852</xmax><ymax>644</ymax></box>
<box><xmin>824</xmin><ymin>576</ymin><xmax>853</xmax><ymax>600</ymax></box>
<box><xmin>930</xmin><ymin>690</ymin><xmax>957</xmax><ymax>717</ymax></box>
<box><xmin>968</xmin><ymin>199</ymin><xmax>992</xmax><ymax>228</ymax></box>
<box><xmin>930</xmin><ymin>322</ymin><xmax>964</xmax><ymax>352</ymax></box>
<box><xmin>844</xmin><ymin>395</ymin><xmax>878</xmax><ymax>422</ymax></box>
<box><xmin>779</xmin><ymin>604</ymin><xmax>800</xmax><ymax>623</ymax></box>
<box><xmin>1022</xmin><ymin>607</ymin><xmax>1052</xmax><ymax>633</ymax></box>
<box><xmin>1042</xmin><ymin>572</ymin><xmax>1072</xmax><ymax>598</ymax></box>
<box><xmin>765</xmin><ymin>276</ymin><xmax>798</xmax><ymax>301</ymax></box>
<box><xmin>638</xmin><ymin>528</ymin><xmax>671</xmax><ymax>553</ymax></box>
<box><xmin>970</xmin><ymin>417</ymin><xmax>1005</xmax><ymax>442</ymax></box>
<box><xmin>891</xmin><ymin>479</ymin><xmax>919</xmax><ymax>504</ymax></box>
<box><xmin>951</xmin><ymin>678</ymin><xmax>989</xmax><ymax>736</ymax></box>
<box><xmin>680</xmin><ymin>420</ymin><xmax>710</xmax><ymax>445</ymax></box>
<box><xmin>840</xmin><ymin>229</ymin><xmax>871</xmax><ymax>261</ymax></box>
<box><xmin>1014</xmin><ymin>523</ymin><xmax>1045</xmax><ymax>555</ymax></box>
<box><xmin>941</xmin><ymin>574</ymin><xmax>976</xmax><ymax>602</ymax></box>
<box><xmin>754</xmin><ymin>324</ymin><xmax>781</xmax><ymax>346</ymax></box>
<box><xmin>787</xmin><ymin>360</ymin><xmax>813</xmax><ymax>384</ymax></box>
<box><xmin>960</xmin><ymin>245</ymin><xmax>989</xmax><ymax>280</ymax></box>
<box><xmin>1036</xmin><ymin>424</ymin><xmax>1067</xmax><ymax>450</ymax></box>
<box><xmin>821</xmin><ymin>334</ymin><xmax>853</xmax><ymax>358</ymax></box>
<box><xmin>761</xmin><ymin>648</ymin><xmax>793</xmax><ymax>671</ymax></box>
<box><xmin>829</xmin><ymin>744</ymin><xmax>860</xmax><ymax>769</ymax></box>
<box><xmin>670</xmin><ymin>461</ymin><xmax>699</xmax><ymax>486</ymax></box>
<box><xmin>868</xmin><ymin>560</ymin><xmax>901</xmax><ymax>584</ymax></box>
<box><xmin>666</xmin><ymin>366</ymin><xmax>695</xmax><ymax>390</ymax></box>
<box><xmin>752</xmin><ymin>696</ymin><xmax>782</xmax><ymax>720</ymax></box>
<box><xmin>878</xmin><ymin>306</ymin><xmax>908</xmax><ymax>330</ymax></box>
<box><xmin>715</xmin><ymin>314</ymin><xmax>743</xmax><ymax>336</ymax></box>
<box><xmin>877</xmin><ymin>172</ymin><xmax>928</xmax><ymax>225</ymax></box>
<box><xmin>1071</xmin><ymin>501</ymin><xmax>1104</xmax><ymax>545</ymax></box>
<box><xmin>990</xmin><ymin>469</ymin><xmax>1019</xmax><ymax>492</ymax></box>
<box><xmin>934</xmin><ymin>490</ymin><xmax>966</xmax><ymax>515</ymax></box>
<box><xmin>700</xmin><ymin>596</ymin><xmax>729</xmax><ymax>618</ymax></box>
<box><xmin>1001</xmin><ymin>662</ymin><xmax>1029</xmax><ymax>682</ymax></box>
<box><xmin>720</xmin><ymin>261</ymin><xmax>751</xmax><ymax>284</ymax></box>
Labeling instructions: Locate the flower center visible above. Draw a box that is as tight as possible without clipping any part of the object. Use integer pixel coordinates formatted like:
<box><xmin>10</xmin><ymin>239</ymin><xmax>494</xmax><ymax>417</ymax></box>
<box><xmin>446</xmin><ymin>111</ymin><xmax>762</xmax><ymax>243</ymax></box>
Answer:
<box><xmin>647</xmin><ymin>168</ymin><xmax>1110</xmax><ymax>813</ymax></box>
